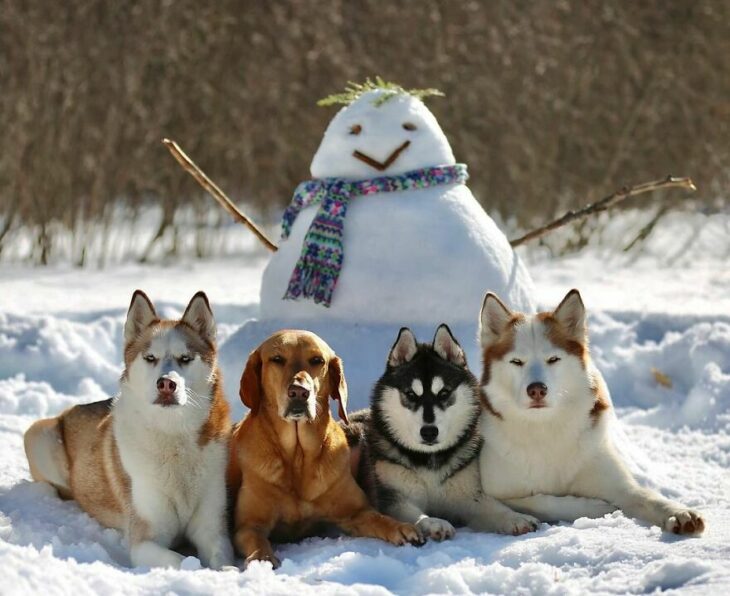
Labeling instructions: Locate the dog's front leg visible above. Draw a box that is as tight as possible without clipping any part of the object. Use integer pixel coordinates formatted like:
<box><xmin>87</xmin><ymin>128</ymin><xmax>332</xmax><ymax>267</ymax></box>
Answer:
<box><xmin>187</xmin><ymin>458</ymin><xmax>234</xmax><ymax>570</ymax></box>
<box><xmin>573</xmin><ymin>449</ymin><xmax>705</xmax><ymax>535</ymax></box>
<box><xmin>503</xmin><ymin>494</ymin><xmax>616</xmax><ymax>522</ymax></box>
<box><xmin>326</xmin><ymin>476</ymin><xmax>423</xmax><ymax>546</ymax></box>
<box><xmin>382</xmin><ymin>490</ymin><xmax>455</xmax><ymax>542</ymax></box>
<box><xmin>128</xmin><ymin>514</ymin><xmax>184</xmax><ymax>569</ymax></box>
<box><xmin>464</xmin><ymin>493</ymin><xmax>540</xmax><ymax>536</ymax></box>
<box><xmin>233</xmin><ymin>480</ymin><xmax>281</xmax><ymax>568</ymax></box>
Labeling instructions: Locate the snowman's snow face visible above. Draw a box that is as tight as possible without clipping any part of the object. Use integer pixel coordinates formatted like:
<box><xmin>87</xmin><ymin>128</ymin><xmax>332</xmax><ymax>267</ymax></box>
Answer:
<box><xmin>310</xmin><ymin>90</ymin><xmax>455</xmax><ymax>179</ymax></box>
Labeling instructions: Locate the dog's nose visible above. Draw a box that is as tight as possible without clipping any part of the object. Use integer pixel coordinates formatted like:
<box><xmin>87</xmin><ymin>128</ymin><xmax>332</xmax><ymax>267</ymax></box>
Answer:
<box><xmin>420</xmin><ymin>425</ymin><xmax>439</xmax><ymax>443</ymax></box>
<box><xmin>288</xmin><ymin>384</ymin><xmax>310</xmax><ymax>401</ymax></box>
<box><xmin>157</xmin><ymin>377</ymin><xmax>177</xmax><ymax>393</ymax></box>
<box><xmin>526</xmin><ymin>382</ymin><xmax>548</xmax><ymax>401</ymax></box>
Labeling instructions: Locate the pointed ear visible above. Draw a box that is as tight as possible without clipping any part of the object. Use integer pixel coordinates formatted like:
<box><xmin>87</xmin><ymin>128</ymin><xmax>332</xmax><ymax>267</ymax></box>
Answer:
<box><xmin>124</xmin><ymin>290</ymin><xmax>158</xmax><ymax>343</ymax></box>
<box><xmin>479</xmin><ymin>292</ymin><xmax>513</xmax><ymax>346</ymax></box>
<box><xmin>328</xmin><ymin>356</ymin><xmax>349</xmax><ymax>424</ymax></box>
<box><xmin>240</xmin><ymin>349</ymin><xmax>262</xmax><ymax>414</ymax></box>
<box><xmin>182</xmin><ymin>291</ymin><xmax>216</xmax><ymax>344</ymax></box>
<box><xmin>553</xmin><ymin>289</ymin><xmax>586</xmax><ymax>341</ymax></box>
<box><xmin>433</xmin><ymin>324</ymin><xmax>467</xmax><ymax>367</ymax></box>
<box><xmin>388</xmin><ymin>328</ymin><xmax>418</xmax><ymax>368</ymax></box>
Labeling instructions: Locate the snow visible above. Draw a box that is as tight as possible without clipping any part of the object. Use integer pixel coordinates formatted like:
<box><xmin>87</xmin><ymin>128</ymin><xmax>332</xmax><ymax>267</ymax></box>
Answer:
<box><xmin>258</xmin><ymin>90</ymin><xmax>534</xmax><ymax>393</ymax></box>
<box><xmin>1</xmin><ymin>209</ymin><xmax>730</xmax><ymax>594</ymax></box>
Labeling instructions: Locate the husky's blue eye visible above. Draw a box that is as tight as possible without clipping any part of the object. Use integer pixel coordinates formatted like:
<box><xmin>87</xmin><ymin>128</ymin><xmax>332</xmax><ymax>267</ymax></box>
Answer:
<box><xmin>547</xmin><ymin>356</ymin><xmax>561</xmax><ymax>364</ymax></box>
<box><xmin>510</xmin><ymin>358</ymin><xmax>525</xmax><ymax>366</ymax></box>
<box><xmin>143</xmin><ymin>354</ymin><xmax>157</xmax><ymax>363</ymax></box>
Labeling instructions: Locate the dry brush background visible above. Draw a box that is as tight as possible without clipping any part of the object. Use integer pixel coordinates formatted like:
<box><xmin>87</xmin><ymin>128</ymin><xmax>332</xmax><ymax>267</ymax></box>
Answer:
<box><xmin>1</xmin><ymin>0</ymin><xmax>728</xmax><ymax>264</ymax></box>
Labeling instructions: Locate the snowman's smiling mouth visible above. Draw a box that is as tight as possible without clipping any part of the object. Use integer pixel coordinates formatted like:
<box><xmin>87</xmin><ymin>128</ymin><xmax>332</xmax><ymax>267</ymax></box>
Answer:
<box><xmin>353</xmin><ymin>140</ymin><xmax>411</xmax><ymax>172</ymax></box>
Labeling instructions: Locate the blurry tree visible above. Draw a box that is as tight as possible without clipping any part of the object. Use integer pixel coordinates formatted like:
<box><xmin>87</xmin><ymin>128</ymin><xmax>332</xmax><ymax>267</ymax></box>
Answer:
<box><xmin>0</xmin><ymin>0</ymin><xmax>727</xmax><ymax>263</ymax></box>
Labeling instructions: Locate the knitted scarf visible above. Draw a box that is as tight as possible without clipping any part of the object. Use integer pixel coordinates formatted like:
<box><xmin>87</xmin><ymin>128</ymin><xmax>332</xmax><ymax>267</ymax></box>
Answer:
<box><xmin>281</xmin><ymin>163</ymin><xmax>469</xmax><ymax>306</ymax></box>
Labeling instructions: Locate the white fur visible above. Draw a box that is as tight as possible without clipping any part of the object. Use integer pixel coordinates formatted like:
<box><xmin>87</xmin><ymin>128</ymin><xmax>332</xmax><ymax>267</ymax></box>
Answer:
<box><xmin>376</xmin><ymin>457</ymin><xmax>538</xmax><ymax>538</ymax></box>
<box><xmin>479</xmin><ymin>298</ymin><xmax>705</xmax><ymax>532</ymax></box>
<box><xmin>379</xmin><ymin>384</ymin><xmax>475</xmax><ymax>453</ymax></box>
<box><xmin>410</xmin><ymin>379</ymin><xmax>423</xmax><ymax>397</ymax></box>
<box><xmin>113</xmin><ymin>299</ymin><xmax>233</xmax><ymax>569</ymax></box>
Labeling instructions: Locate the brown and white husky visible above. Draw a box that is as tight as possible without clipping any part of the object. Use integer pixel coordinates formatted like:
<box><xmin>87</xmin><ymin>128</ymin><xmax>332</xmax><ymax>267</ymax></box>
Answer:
<box><xmin>478</xmin><ymin>289</ymin><xmax>705</xmax><ymax>535</ymax></box>
<box><xmin>24</xmin><ymin>290</ymin><xmax>234</xmax><ymax>568</ymax></box>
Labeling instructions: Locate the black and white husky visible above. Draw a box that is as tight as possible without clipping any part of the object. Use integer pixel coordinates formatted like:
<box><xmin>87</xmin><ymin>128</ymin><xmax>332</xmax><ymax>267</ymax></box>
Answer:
<box><xmin>348</xmin><ymin>325</ymin><xmax>540</xmax><ymax>540</ymax></box>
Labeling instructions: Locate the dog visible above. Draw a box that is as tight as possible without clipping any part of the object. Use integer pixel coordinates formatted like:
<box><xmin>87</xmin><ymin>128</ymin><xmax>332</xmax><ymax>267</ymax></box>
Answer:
<box><xmin>346</xmin><ymin>324</ymin><xmax>541</xmax><ymax>541</ymax></box>
<box><xmin>477</xmin><ymin>288</ymin><xmax>705</xmax><ymax>534</ymax></box>
<box><xmin>24</xmin><ymin>290</ymin><xmax>234</xmax><ymax>568</ymax></box>
<box><xmin>227</xmin><ymin>329</ymin><xmax>422</xmax><ymax>569</ymax></box>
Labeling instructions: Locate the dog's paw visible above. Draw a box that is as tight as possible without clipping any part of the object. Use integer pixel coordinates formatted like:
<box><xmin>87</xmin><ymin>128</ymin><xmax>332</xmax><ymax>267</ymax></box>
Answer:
<box><xmin>495</xmin><ymin>512</ymin><xmax>540</xmax><ymax>536</ymax></box>
<box><xmin>245</xmin><ymin>550</ymin><xmax>281</xmax><ymax>570</ymax></box>
<box><xmin>388</xmin><ymin>522</ymin><xmax>425</xmax><ymax>546</ymax></box>
<box><xmin>664</xmin><ymin>510</ymin><xmax>705</xmax><ymax>535</ymax></box>
<box><xmin>416</xmin><ymin>516</ymin><xmax>456</xmax><ymax>541</ymax></box>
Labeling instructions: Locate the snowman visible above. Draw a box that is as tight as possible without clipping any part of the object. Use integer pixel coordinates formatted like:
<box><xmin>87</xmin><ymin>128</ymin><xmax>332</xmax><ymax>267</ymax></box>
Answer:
<box><xmin>221</xmin><ymin>80</ymin><xmax>535</xmax><ymax>413</ymax></box>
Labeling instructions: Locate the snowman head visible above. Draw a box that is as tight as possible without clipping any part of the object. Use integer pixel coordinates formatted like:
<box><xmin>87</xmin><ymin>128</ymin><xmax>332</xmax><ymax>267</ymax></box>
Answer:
<box><xmin>310</xmin><ymin>87</ymin><xmax>455</xmax><ymax>180</ymax></box>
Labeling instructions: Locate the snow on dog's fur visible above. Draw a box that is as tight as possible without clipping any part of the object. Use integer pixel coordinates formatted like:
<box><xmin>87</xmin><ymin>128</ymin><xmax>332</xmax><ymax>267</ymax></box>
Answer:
<box><xmin>348</xmin><ymin>325</ymin><xmax>540</xmax><ymax>540</ymax></box>
<box><xmin>478</xmin><ymin>289</ymin><xmax>705</xmax><ymax>534</ymax></box>
<box><xmin>24</xmin><ymin>291</ymin><xmax>234</xmax><ymax>569</ymax></box>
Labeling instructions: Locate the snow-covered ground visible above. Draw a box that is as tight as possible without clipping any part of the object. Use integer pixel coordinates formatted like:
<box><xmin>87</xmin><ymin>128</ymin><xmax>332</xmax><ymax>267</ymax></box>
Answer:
<box><xmin>1</xmin><ymin>210</ymin><xmax>729</xmax><ymax>594</ymax></box>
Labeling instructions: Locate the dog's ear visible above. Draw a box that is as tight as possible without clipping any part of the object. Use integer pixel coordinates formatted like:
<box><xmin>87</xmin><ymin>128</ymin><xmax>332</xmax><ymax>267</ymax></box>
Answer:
<box><xmin>181</xmin><ymin>291</ymin><xmax>216</xmax><ymax>344</ymax></box>
<box><xmin>124</xmin><ymin>290</ymin><xmax>158</xmax><ymax>343</ymax></box>
<box><xmin>479</xmin><ymin>292</ymin><xmax>513</xmax><ymax>346</ymax></box>
<box><xmin>553</xmin><ymin>289</ymin><xmax>586</xmax><ymax>341</ymax></box>
<box><xmin>328</xmin><ymin>356</ymin><xmax>349</xmax><ymax>424</ymax></box>
<box><xmin>433</xmin><ymin>324</ymin><xmax>467</xmax><ymax>367</ymax></box>
<box><xmin>240</xmin><ymin>349</ymin><xmax>263</xmax><ymax>414</ymax></box>
<box><xmin>388</xmin><ymin>328</ymin><xmax>418</xmax><ymax>367</ymax></box>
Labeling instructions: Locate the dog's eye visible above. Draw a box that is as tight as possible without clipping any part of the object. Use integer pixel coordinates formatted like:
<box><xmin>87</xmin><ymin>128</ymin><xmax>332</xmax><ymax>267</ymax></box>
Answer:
<box><xmin>509</xmin><ymin>358</ymin><xmax>525</xmax><ymax>366</ymax></box>
<box><xmin>402</xmin><ymin>122</ymin><xmax>417</xmax><ymax>131</ymax></box>
<box><xmin>349</xmin><ymin>124</ymin><xmax>362</xmax><ymax>135</ymax></box>
<box><xmin>179</xmin><ymin>355</ymin><xmax>193</xmax><ymax>364</ymax></box>
<box><xmin>270</xmin><ymin>355</ymin><xmax>285</xmax><ymax>365</ymax></box>
<box><xmin>404</xmin><ymin>389</ymin><xmax>417</xmax><ymax>399</ymax></box>
<box><xmin>437</xmin><ymin>388</ymin><xmax>451</xmax><ymax>400</ymax></box>
<box><xmin>143</xmin><ymin>354</ymin><xmax>157</xmax><ymax>363</ymax></box>
<box><xmin>547</xmin><ymin>356</ymin><xmax>561</xmax><ymax>364</ymax></box>
<box><xmin>309</xmin><ymin>356</ymin><xmax>325</xmax><ymax>366</ymax></box>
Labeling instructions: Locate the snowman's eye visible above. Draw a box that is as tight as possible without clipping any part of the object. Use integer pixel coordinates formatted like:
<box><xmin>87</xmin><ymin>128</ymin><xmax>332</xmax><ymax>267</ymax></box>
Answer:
<box><xmin>349</xmin><ymin>124</ymin><xmax>362</xmax><ymax>135</ymax></box>
<box><xmin>402</xmin><ymin>122</ymin><xmax>417</xmax><ymax>131</ymax></box>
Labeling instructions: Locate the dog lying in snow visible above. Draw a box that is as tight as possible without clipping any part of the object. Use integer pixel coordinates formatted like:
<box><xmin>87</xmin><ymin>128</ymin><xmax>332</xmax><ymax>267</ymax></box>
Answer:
<box><xmin>346</xmin><ymin>325</ymin><xmax>540</xmax><ymax>540</ymax></box>
<box><xmin>227</xmin><ymin>329</ymin><xmax>422</xmax><ymax>569</ymax></box>
<box><xmin>24</xmin><ymin>291</ymin><xmax>234</xmax><ymax>569</ymax></box>
<box><xmin>478</xmin><ymin>289</ymin><xmax>705</xmax><ymax>535</ymax></box>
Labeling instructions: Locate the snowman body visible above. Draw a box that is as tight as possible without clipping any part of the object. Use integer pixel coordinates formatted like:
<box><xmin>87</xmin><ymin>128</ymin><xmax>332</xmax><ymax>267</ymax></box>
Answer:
<box><xmin>221</xmin><ymin>89</ymin><xmax>535</xmax><ymax>415</ymax></box>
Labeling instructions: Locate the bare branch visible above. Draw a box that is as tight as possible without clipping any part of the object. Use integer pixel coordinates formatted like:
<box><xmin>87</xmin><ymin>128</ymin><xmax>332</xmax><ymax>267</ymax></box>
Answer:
<box><xmin>162</xmin><ymin>139</ymin><xmax>278</xmax><ymax>253</ymax></box>
<box><xmin>509</xmin><ymin>176</ymin><xmax>696</xmax><ymax>248</ymax></box>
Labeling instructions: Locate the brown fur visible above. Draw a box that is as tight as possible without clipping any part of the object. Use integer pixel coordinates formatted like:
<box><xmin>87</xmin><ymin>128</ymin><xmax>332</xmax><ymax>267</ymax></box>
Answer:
<box><xmin>227</xmin><ymin>330</ymin><xmax>421</xmax><ymax>568</ymax></box>
<box><xmin>537</xmin><ymin>312</ymin><xmax>588</xmax><ymax>365</ymax></box>
<box><xmin>481</xmin><ymin>314</ymin><xmax>525</xmax><ymax>386</ymax></box>
<box><xmin>589</xmin><ymin>379</ymin><xmax>611</xmax><ymax>425</ymax></box>
<box><xmin>24</xmin><ymin>293</ymin><xmax>231</xmax><ymax>549</ymax></box>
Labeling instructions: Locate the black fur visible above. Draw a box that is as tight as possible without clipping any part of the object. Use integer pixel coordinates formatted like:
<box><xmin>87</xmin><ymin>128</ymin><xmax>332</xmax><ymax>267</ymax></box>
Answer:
<box><xmin>350</xmin><ymin>327</ymin><xmax>484</xmax><ymax>512</ymax></box>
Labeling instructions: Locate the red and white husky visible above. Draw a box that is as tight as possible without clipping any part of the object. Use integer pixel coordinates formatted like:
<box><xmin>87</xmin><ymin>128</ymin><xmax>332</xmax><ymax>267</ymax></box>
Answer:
<box><xmin>24</xmin><ymin>291</ymin><xmax>235</xmax><ymax>568</ymax></box>
<box><xmin>478</xmin><ymin>289</ymin><xmax>705</xmax><ymax>535</ymax></box>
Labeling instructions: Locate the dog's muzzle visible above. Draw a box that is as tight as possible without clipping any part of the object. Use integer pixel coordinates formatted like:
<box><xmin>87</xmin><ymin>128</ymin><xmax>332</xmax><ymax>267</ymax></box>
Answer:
<box><xmin>284</xmin><ymin>383</ymin><xmax>312</xmax><ymax>420</ymax></box>
<box><xmin>154</xmin><ymin>375</ymin><xmax>181</xmax><ymax>407</ymax></box>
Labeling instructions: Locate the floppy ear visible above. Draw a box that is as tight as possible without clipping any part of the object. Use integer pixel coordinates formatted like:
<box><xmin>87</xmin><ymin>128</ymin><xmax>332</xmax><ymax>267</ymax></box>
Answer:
<box><xmin>328</xmin><ymin>356</ymin><xmax>349</xmax><ymax>424</ymax></box>
<box><xmin>240</xmin><ymin>349</ymin><xmax>263</xmax><ymax>414</ymax></box>
<box><xmin>479</xmin><ymin>292</ymin><xmax>513</xmax><ymax>346</ymax></box>
<box><xmin>124</xmin><ymin>290</ymin><xmax>158</xmax><ymax>343</ymax></box>
<box><xmin>388</xmin><ymin>328</ymin><xmax>418</xmax><ymax>368</ymax></box>
<box><xmin>181</xmin><ymin>291</ymin><xmax>216</xmax><ymax>344</ymax></box>
<box><xmin>433</xmin><ymin>324</ymin><xmax>467</xmax><ymax>367</ymax></box>
<box><xmin>553</xmin><ymin>289</ymin><xmax>587</xmax><ymax>342</ymax></box>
